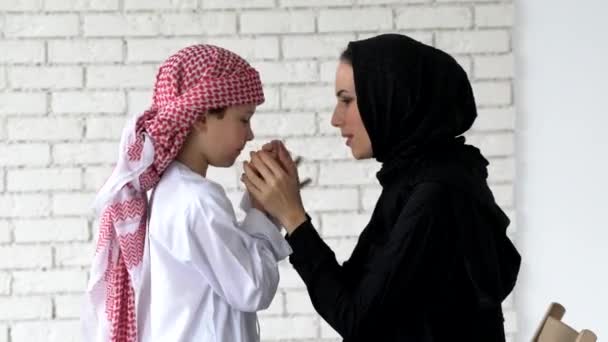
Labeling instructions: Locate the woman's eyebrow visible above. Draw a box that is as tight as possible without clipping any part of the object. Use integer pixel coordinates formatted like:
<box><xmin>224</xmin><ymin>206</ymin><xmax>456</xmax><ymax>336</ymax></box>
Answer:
<box><xmin>336</xmin><ymin>89</ymin><xmax>349</xmax><ymax>97</ymax></box>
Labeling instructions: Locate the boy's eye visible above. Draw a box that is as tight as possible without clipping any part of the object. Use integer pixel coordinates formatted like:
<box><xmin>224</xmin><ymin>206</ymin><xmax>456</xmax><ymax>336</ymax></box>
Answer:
<box><xmin>241</xmin><ymin>119</ymin><xmax>250</xmax><ymax>124</ymax></box>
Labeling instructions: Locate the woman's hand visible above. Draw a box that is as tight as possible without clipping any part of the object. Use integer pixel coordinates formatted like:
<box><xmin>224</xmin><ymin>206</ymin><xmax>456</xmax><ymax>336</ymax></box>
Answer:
<box><xmin>241</xmin><ymin>142</ymin><xmax>307</xmax><ymax>234</ymax></box>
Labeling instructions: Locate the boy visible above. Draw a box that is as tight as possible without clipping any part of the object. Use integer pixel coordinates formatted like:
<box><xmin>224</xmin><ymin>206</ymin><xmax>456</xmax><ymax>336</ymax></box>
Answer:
<box><xmin>82</xmin><ymin>45</ymin><xmax>291</xmax><ymax>342</ymax></box>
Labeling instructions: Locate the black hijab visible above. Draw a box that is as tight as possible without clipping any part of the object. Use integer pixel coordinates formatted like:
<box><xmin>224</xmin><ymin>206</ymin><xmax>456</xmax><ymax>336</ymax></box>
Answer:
<box><xmin>347</xmin><ymin>34</ymin><xmax>482</xmax><ymax>186</ymax></box>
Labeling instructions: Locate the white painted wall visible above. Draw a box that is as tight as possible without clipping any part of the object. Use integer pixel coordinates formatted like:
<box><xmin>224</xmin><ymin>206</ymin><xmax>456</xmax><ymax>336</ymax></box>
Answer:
<box><xmin>515</xmin><ymin>0</ymin><xmax>608</xmax><ymax>340</ymax></box>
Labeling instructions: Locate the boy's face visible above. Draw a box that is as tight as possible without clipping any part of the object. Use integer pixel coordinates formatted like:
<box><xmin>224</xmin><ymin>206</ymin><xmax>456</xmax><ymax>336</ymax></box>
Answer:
<box><xmin>196</xmin><ymin>103</ymin><xmax>256</xmax><ymax>167</ymax></box>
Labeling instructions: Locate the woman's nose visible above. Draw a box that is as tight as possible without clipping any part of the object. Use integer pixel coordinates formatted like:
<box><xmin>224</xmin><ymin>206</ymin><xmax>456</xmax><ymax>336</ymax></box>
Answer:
<box><xmin>331</xmin><ymin>108</ymin><xmax>343</xmax><ymax>127</ymax></box>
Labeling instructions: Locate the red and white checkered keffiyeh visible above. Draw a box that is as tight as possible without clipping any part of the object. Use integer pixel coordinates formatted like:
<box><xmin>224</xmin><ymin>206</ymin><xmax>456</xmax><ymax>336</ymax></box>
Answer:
<box><xmin>82</xmin><ymin>45</ymin><xmax>265</xmax><ymax>342</ymax></box>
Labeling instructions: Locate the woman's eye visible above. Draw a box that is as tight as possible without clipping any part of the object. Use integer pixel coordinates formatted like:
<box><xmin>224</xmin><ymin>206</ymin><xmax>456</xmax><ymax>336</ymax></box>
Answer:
<box><xmin>241</xmin><ymin>119</ymin><xmax>250</xmax><ymax>124</ymax></box>
<box><xmin>340</xmin><ymin>97</ymin><xmax>353</xmax><ymax>104</ymax></box>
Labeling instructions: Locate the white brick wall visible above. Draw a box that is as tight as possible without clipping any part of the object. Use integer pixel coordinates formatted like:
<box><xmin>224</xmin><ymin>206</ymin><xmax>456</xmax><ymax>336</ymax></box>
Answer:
<box><xmin>0</xmin><ymin>1</ymin><xmax>517</xmax><ymax>341</ymax></box>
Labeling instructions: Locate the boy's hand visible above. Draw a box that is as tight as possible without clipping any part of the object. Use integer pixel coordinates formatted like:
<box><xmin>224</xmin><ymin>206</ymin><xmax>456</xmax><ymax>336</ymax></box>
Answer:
<box><xmin>261</xmin><ymin>140</ymin><xmax>311</xmax><ymax>188</ymax></box>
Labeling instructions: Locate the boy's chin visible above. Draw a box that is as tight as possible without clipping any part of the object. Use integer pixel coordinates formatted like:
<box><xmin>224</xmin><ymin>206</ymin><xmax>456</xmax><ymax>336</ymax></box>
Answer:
<box><xmin>211</xmin><ymin>156</ymin><xmax>238</xmax><ymax>168</ymax></box>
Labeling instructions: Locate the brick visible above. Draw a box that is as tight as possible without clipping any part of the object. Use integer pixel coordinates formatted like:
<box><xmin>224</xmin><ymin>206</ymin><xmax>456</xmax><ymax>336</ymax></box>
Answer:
<box><xmin>251</xmin><ymin>113</ymin><xmax>316</xmax><ymax>137</ymax></box>
<box><xmin>84</xmin><ymin>14</ymin><xmax>161</xmax><ymax>37</ymax></box>
<box><xmin>48</xmin><ymin>40</ymin><xmax>123</xmax><ymax>63</ymax></box>
<box><xmin>254</xmin><ymin>87</ymin><xmax>279</xmax><ymax>112</ymax></box>
<box><xmin>326</xmin><ymin>237</ymin><xmax>358</xmax><ymax>263</ymax></box>
<box><xmin>317</xmin><ymin>112</ymin><xmax>339</xmax><ymax>135</ymax></box>
<box><xmin>4</xmin><ymin>15</ymin><xmax>79</xmax><ymax>37</ymax></box>
<box><xmin>55</xmin><ymin>243</ymin><xmax>94</xmax><ymax>266</ymax></box>
<box><xmin>361</xmin><ymin>31</ymin><xmax>433</xmax><ymax>47</ymax></box>
<box><xmin>53</xmin><ymin>142</ymin><xmax>118</xmax><ymax>165</ymax></box>
<box><xmin>54</xmin><ymin>294</ymin><xmax>84</xmax><ymax>319</ymax></box>
<box><xmin>127</xmin><ymin>38</ymin><xmax>201</xmax><ymax>62</ymax></box>
<box><xmin>0</xmin><ymin>67</ymin><xmax>5</xmax><ymax>90</ymax></box>
<box><xmin>161</xmin><ymin>13</ymin><xmax>237</xmax><ymax>35</ymax></box>
<box><xmin>278</xmin><ymin>260</ymin><xmax>305</xmax><ymax>288</ymax></box>
<box><xmin>466</xmin><ymin>132</ymin><xmax>514</xmax><ymax>157</ymax></box>
<box><xmin>0</xmin><ymin>325</ymin><xmax>6</xmax><ymax>342</ymax></box>
<box><xmin>0</xmin><ymin>0</ymin><xmax>42</xmax><ymax>11</ymax></box>
<box><xmin>0</xmin><ymin>297</ymin><xmax>52</xmax><ymax>320</ymax></box>
<box><xmin>474</xmin><ymin>54</ymin><xmax>514</xmax><ymax>79</ymax></box>
<box><xmin>320</xmin><ymin>319</ymin><xmax>341</xmax><ymax>339</ymax></box>
<box><xmin>202</xmin><ymin>0</ymin><xmax>274</xmax><ymax>8</ymax></box>
<box><xmin>11</xmin><ymin>320</ymin><xmax>81</xmax><ymax>342</ymax></box>
<box><xmin>472</xmin><ymin>81</ymin><xmax>512</xmax><ymax>106</ymax></box>
<box><xmin>396</xmin><ymin>6</ymin><xmax>472</xmax><ymax>29</ymax></box>
<box><xmin>253</xmin><ymin>61</ymin><xmax>318</xmax><ymax>84</ymax></box>
<box><xmin>84</xmin><ymin>166</ymin><xmax>112</xmax><ymax>191</ymax></box>
<box><xmin>320</xmin><ymin>60</ymin><xmax>339</xmax><ymax>83</ymax></box>
<box><xmin>7</xmin><ymin>117</ymin><xmax>83</xmax><ymax>141</ymax></box>
<box><xmin>487</xmin><ymin>158</ymin><xmax>515</xmax><ymax>183</ymax></box>
<box><xmin>360</xmin><ymin>0</ymin><xmax>429</xmax><ymax>3</ymax></box>
<box><xmin>0</xmin><ymin>41</ymin><xmax>45</xmax><ymax>63</ymax></box>
<box><xmin>280</xmin><ymin>0</ymin><xmax>351</xmax><ymax>6</ymax></box>
<box><xmin>473</xmin><ymin>107</ymin><xmax>515</xmax><ymax>131</ymax></box>
<box><xmin>504</xmin><ymin>310</ymin><xmax>517</xmax><ymax>334</ymax></box>
<box><xmin>7</xmin><ymin>168</ymin><xmax>82</xmax><ymax>191</ymax></box>
<box><xmin>322</xmin><ymin>212</ymin><xmax>369</xmax><ymax>238</ymax></box>
<box><xmin>283</xmin><ymin>35</ymin><xmax>354</xmax><ymax>59</ymax></box>
<box><xmin>9</xmin><ymin>67</ymin><xmax>82</xmax><ymax>89</ymax></box>
<box><xmin>476</xmin><ymin>4</ymin><xmax>514</xmax><ymax>28</ymax></box>
<box><xmin>205</xmin><ymin>37</ymin><xmax>279</xmax><ymax>60</ymax></box>
<box><xmin>0</xmin><ymin>143</ymin><xmax>50</xmax><ymax>166</ymax></box>
<box><xmin>13</xmin><ymin>270</ymin><xmax>88</xmax><ymax>294</ymax></box>
<box><xmin>490</xmin><ymin>183</ymin><xmax>513</xmax><ymax>208</ymax></box>
<box><xmin>87</xmin><ymin>65</ymin><xmax>156</xmax><ymax>88</ymax></box>
<box><xmin>86</xmin><ymin>116</ymin><xmax>127</xmax><ymax>140</ymax></box>
<box><xmin>284</xmin><ymin>137</ymin><xmax>350</xmax><ymax>160</ymax></box>
<box><xmin>281</xmin><ymin>86</ymin><xmax>335</xmax><ymax>110</ymax></box>
<box><xmin>44</xmin><ymin>0</ymin><xmax>119</xmax><ymax>11</ymax></box>
<box><xmin>0</xmin><ymin>92</ymin><xmax>47</xmax><ymax>116</ymax></box>
<box><xmin>454</xmin><ymin>55</ymin><xmax>473</xmax><ymax>76</ymax></box>
<box><xmin>124</xmin><ymin>0</ymin><xmax>196</xmax><ymax>10</ymax></box>
<box><xmin>0</xmin><ymin>118</ymin><xmax>5</xmax><ymax>141</ymax></box>
<box><xmin>285</xmin><ymin>290</ymin><xmax>315</xmax><ymax>314</ymax></box>
<box><xmin>0</xmin><ymin>194</ymin><xmax>51</xmax><ymax>218</ymax></box>
<box><xmin>319</xmin><ymin>160</ymin><xmax>380</xmax><ymax>185</ymax></box>
<box><xmin>0</xmin><ymin>246</ymin><xmax>52</xmax><ymax>269</ymax></box>
<box><xmin>52</xmin><ymin>91</ymin><xmax>126</xmax><ymax>114</ymax></box>
<box><xmin>0</xmin><ymin>272</ymin><xmax>10</xmax><ymax>295</ymax></box>
<box><xmin>240</xmin><ymin>10</ymin><xmax>315</xmax><ymax>34</ymax></box>
<box><xmin>259</xmin><ymin>316</ymin><xmax>318</xmax><ymax>340</ymax></box>
<box><xmin>319</xmin><ymin>9</ymin><xmax>392</xmax><ymax>32</ymax></box>
<box><xmin>0</xmin><ymin>144</ymin><xmax>50</xmax><ymax>166</ymax></box>
<box><xmin>128</xmin><ymin>90</ymin><xmax>153</xmax><ymax>113</ymax></box>
<box><xmin>0</xmin><ymin>221</ymin><xmax>11</xmax><ymax>244</ymax></box>
<box><xmin>52</xmin><ymin>192</ymin><xmax>96</xmax><ymax>216</ymax></box>
<box><xmin>301</xmin><ymin>188</ymin><xmax>358</xmax><ymax>211</ymax></box>
<box><xmin>14</xmin><ymin>218</ymin><xmax>89</xmax><ymax>243</ymax></box>
<box><xmin>361</xmin><ymin>186</ymin><xmax>382</xmax><ymax>211</ymax></box>
<box><xmin>436</xmin><ymin>30</ymin><xmax>510</xmax><ymax>54</ymax></box>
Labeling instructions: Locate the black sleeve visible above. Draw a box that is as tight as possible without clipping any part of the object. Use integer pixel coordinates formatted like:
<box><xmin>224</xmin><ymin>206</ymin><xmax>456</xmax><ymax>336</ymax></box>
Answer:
<box><xmin>285</xmin><ymin>184</ymin><xmax>453</xmax><ymax>339</ymax></box>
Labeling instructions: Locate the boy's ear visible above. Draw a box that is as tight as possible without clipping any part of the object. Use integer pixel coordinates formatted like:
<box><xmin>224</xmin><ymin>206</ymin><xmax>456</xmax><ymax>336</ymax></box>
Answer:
<box><xmin>192</xmin><ymin>113</ymin><xmax>208</xmax><ymax>132</ymax></box>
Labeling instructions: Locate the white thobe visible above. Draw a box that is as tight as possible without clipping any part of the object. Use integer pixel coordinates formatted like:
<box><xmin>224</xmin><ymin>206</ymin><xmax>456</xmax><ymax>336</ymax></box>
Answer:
<box><xmin>137</xmin><ymin>161</ymin><xmax>292</xmax><ymax>341</ymax></box>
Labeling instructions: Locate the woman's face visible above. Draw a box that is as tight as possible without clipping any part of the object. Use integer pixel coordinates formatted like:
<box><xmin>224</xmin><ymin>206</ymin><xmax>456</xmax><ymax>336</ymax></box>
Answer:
<box><xmin>331</xmin><ymin>61</ymin><xmax>373</xmax><ymax>160</ymax></box>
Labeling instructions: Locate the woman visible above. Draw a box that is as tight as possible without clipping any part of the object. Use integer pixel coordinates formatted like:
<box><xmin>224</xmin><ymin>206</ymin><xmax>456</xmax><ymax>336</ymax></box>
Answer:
<box><xmin>242</xmin><ymin>33</ymin><xmax>521</xmax><ymax>341</ymax></box>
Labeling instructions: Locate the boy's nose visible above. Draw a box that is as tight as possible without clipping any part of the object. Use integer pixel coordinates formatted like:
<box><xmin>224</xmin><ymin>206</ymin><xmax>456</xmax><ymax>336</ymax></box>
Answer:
<box><xmin>246</xmin><ymin>126</ymin><xmax>254</xmax><ymax>141</ymax></box>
